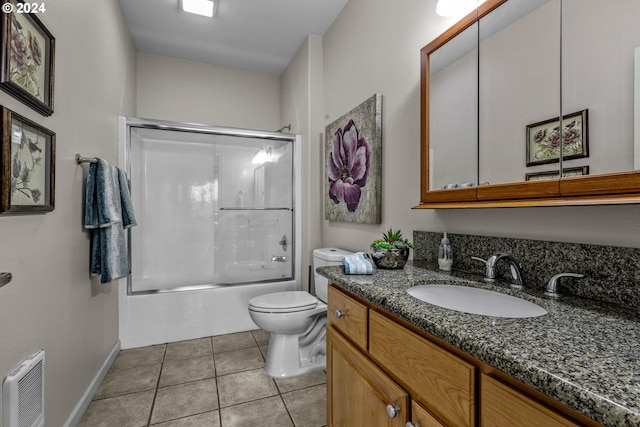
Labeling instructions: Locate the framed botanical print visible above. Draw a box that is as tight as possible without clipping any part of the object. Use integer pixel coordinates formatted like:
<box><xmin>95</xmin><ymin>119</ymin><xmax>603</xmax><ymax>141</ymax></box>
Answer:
<box><xmin>0</xmin><ymin>0</ymin><xmax>55</xmax><ymax>116</ymax></box>
<box><xmin>0</xmin><ymin>105</ymin><xmax>55</xmax><ymax>214</ymax></box>
<box><xmin>526</xmin><ymin>109</ymin><xmax>588</xmax><ymax>167</ymax></box>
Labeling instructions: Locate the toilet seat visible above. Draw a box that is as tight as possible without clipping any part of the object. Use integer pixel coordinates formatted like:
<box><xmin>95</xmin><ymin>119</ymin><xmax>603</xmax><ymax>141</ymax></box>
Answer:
<box><xmin>249</xmin><ymin>291</ymin><xmax>318</xmax><ymax>313</ymax></box>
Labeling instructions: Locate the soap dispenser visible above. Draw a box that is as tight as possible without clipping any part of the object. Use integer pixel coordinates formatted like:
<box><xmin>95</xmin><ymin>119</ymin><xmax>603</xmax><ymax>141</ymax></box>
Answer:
<box><xmin>438</xmin><ymin>232</ymin><xmax>453</xmax><ymax>271</ymax></box>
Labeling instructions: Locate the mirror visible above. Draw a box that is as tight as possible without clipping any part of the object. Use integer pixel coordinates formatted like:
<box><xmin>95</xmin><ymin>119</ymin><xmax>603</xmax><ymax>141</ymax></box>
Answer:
<box><xmin>420</xmin><ymin>0</ymin><xmax>640</xmax><ymax>207</ymax></box>
<box><xmin>562</xmin><ymin>0</ymin><xmax>640</xmax><ymax>176</ymax></box>
<box><xmin>478</xmin><ymin>0</ymin><xmax>560</xmax><ymax>186</ymax></box>
<box><xmin>429</xmin><ymin>22</ymin><xmax>479</xmax><ymax>190</ymax></box>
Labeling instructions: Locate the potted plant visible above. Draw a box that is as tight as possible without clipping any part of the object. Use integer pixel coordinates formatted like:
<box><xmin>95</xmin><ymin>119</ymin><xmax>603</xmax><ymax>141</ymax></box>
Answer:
<box><xmin>370</xmin><ymin>228</ymin><xmax>414</xmax><ymax>269</ymax></box>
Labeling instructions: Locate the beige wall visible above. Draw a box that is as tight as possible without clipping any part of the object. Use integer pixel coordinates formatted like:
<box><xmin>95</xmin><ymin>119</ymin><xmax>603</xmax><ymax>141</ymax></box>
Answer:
<box><xmin>280</xmin><ymin>35</ymin><xmax>324</xmax><ymax>293</ymax></box>
<box><xmin>0</xmin><ymin>0</ymin><xmax>136</xmax><ymax>426</ymax></box>
<box><xmin>320</xmin><ymin>0</ymin><xmax>445</xmax><ymax>254</ymax></box>
<box><xmin>319</xmin><ymin>0</ymin><xmax>640</xmax><ymax>254</ymax></box>
<box><xmin>136</xmin><ymin>52</ymin><xmax>281</xmax><ymax>130</ymax></box>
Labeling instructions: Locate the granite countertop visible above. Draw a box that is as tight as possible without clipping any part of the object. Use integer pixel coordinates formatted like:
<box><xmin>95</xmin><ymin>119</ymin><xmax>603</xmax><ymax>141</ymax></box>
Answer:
<box><xmin>318</xmin><ymin>261</ymin><xmax>640</xmax><ymax>427</ymax></box>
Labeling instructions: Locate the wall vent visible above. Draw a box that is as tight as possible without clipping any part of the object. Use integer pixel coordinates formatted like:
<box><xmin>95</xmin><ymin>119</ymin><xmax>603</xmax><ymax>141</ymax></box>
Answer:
<box><xmin>2</xmin><ymin>350</ymin><xmax>45</xmax><ymax>427</ymax></box>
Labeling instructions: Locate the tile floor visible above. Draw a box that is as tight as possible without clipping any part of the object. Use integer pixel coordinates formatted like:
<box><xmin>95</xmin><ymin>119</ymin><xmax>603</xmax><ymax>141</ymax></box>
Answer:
<box><xmin>79</xmin><ymin>330</ymin><xmax>327</xmax><ymax>427</ymax></box>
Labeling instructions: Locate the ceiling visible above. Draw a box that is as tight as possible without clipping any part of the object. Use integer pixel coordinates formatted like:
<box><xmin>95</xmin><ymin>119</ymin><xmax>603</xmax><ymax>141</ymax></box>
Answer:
<box><xmin>117</xmin><ymin>0</ymin><xmax>349</xmax><ymax>75</ymax></box>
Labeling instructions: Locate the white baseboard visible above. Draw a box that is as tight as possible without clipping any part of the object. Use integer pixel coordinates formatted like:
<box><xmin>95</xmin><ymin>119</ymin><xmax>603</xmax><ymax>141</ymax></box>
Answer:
<box><xmin>64</xmin><ymin>340</ymin><xmax>121</xmax><ymax>427</ymax></box>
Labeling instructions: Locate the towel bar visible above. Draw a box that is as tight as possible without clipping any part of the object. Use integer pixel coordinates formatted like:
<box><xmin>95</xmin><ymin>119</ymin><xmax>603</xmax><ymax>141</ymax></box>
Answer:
<box><xmin>75</xmin><ymin>154</ymin><xmax>98</xmax><ymax>164</ymax></box>
<box><xmin>0</xmin><ymin>272</ymin><xmax>12</xmax><ymax>288</ymax></box>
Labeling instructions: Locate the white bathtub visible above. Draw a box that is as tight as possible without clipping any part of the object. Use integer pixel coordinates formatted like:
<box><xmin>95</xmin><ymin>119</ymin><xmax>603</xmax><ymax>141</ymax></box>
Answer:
<box><xmin>118</xmin><ymin>280</ymin><xmax>296</xmax><ymax>349</ymax></box>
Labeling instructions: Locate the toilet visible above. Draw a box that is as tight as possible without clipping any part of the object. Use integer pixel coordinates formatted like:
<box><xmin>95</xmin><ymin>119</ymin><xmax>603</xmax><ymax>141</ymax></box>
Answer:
<box><xmin>248</xmin><ymin>247</ymin><xmax>353</xmax><ymax>377</ymax></box>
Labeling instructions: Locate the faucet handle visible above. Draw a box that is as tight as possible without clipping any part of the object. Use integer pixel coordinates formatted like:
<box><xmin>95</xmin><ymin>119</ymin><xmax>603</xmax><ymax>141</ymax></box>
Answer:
<box><xmin>544</xmin><ymin>273</ymin><xmax>585</xmax><ymax>298</ymax></box>
<box><xmin>471</xmin><ymin>256</ymin><xmax>494</xmax><ymax>281</ymax></box>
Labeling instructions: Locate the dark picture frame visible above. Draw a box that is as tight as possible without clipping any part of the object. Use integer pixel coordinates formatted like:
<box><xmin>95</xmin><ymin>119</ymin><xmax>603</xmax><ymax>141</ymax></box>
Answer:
<box><xmin>0</xmin><ymin>0</ymin><xmax>55</xmax><ymax>116</ymax></box>
<box><xmin>525</xmin><ymin>166</ymin><xmax>589</xmax><ymax>181</ymax></box>
<box><xmin>526</xmin><ymin>109</ymin><xmax>588</xmax><ymax>167</ymax></box>
<box><xmin>0</xmin><ymin>105</ymin><xmax>55</xmax><ymax>214</ymax></box>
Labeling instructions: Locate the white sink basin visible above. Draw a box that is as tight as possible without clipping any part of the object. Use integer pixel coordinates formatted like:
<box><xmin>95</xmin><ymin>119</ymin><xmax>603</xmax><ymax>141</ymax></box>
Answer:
<box><xmin>407</xmin><ymin>284</ymin><xmax>547</xmax><ymax>318</ymax></box>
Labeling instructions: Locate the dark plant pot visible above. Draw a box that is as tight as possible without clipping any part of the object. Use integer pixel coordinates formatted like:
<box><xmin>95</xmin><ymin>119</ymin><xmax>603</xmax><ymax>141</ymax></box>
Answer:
<box><xmin>370</xmin><ymin>246</ymin><xmax>410</xmax><ymax>269</ymax></box>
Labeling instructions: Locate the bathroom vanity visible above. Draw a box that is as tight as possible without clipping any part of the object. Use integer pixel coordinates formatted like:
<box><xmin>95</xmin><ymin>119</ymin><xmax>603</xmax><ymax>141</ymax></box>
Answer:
<box><xmin>321</xmin><ymin>263</ymin><xmax>640</xmax><ymax>427</ymax></box>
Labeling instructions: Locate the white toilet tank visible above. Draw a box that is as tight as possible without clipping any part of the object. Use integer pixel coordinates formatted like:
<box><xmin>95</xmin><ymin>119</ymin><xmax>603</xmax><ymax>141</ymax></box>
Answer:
<box><xmin>313</xmin><ymin>248</ymin><xmax>353</xmax><ymax>303</ymax></box>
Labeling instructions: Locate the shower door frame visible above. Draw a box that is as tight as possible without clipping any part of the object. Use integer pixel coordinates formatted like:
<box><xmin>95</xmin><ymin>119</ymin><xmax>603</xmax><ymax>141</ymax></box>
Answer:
<box><xmin>118</xmin><ymin>116</ymin><xmax>302</xmax><ymax>296</ymax></box>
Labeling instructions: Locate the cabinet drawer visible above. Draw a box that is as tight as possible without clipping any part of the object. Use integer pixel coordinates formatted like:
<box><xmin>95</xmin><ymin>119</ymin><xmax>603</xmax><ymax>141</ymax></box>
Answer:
<box><xmin>481</xmin><ymin>374</ymin><xmax>580</xmax><ymax>427</ymax></box>
<box><xmin>411</xmin><ymin>401</ymin><xmax>446</xmax><ymax>427</ymax></box>
<box><xmin>327</xmin><ymin>285</ymin><xmax>368</xmax><ymax>350</ymax></box>
<box><xmin>369</xmin><ymin>311</ymin><xmax>476</xmax><ymax>427</ymax></box>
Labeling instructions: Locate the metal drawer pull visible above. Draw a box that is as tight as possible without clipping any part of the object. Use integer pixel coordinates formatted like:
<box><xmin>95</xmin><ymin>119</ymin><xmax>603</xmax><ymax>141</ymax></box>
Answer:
<box><xmin>386</xmin><ymin>404</ymin><xmax>400</xmax><ymax>418</ymax></box>
<box><xmin>406</xmin><ymin>423</ymin><xmax>420</xmax><ymax>427</ymax></box>
<box><xmin>335</xmin><ymin>309</ymin><xmax>345</xmax><ymax>319</ymax></box>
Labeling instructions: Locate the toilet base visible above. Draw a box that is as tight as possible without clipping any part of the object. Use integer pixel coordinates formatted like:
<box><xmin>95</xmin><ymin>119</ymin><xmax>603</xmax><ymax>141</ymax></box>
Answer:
<box><xmin>263</xmin><ymin>315</ymin><xmax>327</xmax><ymax>378</ymax></box>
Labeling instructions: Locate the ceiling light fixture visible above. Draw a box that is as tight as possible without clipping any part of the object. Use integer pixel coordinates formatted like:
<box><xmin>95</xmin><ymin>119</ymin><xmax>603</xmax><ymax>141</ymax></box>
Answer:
<box><xmin>436</xmin><ymin>0</ymin><xmax>486</xmax><ymax>18</ymax></box>
<box><xmin>181</xmin><ymin>0</ymin><xmax>217</xmax><ymax>18</ymax></box>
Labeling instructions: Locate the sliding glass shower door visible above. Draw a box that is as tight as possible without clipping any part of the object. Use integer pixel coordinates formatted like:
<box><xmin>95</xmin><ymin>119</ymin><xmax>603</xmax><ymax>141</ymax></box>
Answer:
<box><xmin>128</xmin><ymin>126</ymin><xmax>294</xmax><ymax>293</ymax></box>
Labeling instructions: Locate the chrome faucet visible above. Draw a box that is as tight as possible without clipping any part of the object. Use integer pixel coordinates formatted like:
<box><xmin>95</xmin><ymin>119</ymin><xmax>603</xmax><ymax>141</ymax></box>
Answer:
<box><xmin>472</xmin><ymin>253</ymin><xmax>524</xmax><ymax>289</ymax></box>
<box><xmin>544</xmin><ymin>273</ymin><xmax>584</xmax><ymax>298</ymax></box>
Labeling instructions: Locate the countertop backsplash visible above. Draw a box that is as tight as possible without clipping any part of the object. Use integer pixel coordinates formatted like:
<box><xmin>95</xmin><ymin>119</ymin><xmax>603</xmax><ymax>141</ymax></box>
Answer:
<box><xmin>414</xmin><ymin>231</ymin><xmax>640</xmax><ymax>311</ymax></box>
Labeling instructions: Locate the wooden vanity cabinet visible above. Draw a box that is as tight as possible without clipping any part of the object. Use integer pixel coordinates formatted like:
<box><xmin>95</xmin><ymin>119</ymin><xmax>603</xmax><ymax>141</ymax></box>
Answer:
<box><xmin>480</xmin><ymin>374</ymin><xmax>581</xmax><ymax>427</ymax></box>
<box><xmin>369</xmin><ymin>310</ymin><xmax>475</xmax><ymax>427</ymax></box>
<box><xmin>327</xmin><ymin>284</ymin><xmax>602</xmax><ymax>427</ymax></box>
<box><xmin>327</xmin><ymin>285</ymin><xmax>461</xmax><ymax>427</ymax></box>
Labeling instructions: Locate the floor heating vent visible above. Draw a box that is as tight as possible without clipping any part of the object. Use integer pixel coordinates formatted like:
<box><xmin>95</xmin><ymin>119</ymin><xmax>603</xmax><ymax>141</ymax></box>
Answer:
<box><xmin>2</xmin><ymin>349</ymin><xmax>45</xmax><ymax>427</ymax></box>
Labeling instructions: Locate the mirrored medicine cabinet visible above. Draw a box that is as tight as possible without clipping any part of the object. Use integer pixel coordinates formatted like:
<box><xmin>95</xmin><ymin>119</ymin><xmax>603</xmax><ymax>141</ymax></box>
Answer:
<box><xmin>418</xmin><ymin>0</ymin><xmax>640</xmax><ymax>208</ymax></box>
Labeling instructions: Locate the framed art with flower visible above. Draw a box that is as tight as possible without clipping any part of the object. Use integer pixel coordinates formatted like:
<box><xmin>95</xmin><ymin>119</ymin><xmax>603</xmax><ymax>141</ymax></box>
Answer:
<box><xmin>0</xmin><ymin>105</ymin><xmax>55</xmax><ymax>214</ymax></box>
<box><xmin>0</xmin><ymin>0</ymin><xmax>55</xmax><ymax>116</ymax></box>
<box><xmin>526</xmin><ymin>109</ymin><xmax>588</xmax><ymax>167</ymax></box>
<box><xmin>325</xmin><ymin>93</ymin><xmax>382</xmax><ymax>224</ymax></box>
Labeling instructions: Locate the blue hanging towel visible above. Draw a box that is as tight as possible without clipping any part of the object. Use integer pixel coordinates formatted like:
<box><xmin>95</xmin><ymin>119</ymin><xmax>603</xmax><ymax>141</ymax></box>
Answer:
<box><xmin>84</xmin><ymin>159</ymin><xmax>137</xmax><ymax>283</ymax></box>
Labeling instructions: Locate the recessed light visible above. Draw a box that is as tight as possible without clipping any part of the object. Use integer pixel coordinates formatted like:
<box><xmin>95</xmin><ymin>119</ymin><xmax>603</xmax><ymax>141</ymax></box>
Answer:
<box><xmin>181</xmin><ymin>0</ymin><xmax>216</xmax><ymax>18</ymax></box>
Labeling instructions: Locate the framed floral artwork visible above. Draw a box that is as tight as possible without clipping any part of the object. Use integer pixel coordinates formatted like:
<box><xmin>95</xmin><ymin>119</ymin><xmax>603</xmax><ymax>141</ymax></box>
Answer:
<box><xmin>325</xmin><ymin>94</ymin><xmax>382</xmax><ymax>224</ymax></box>
<box><xmin>0</xmin><ymin>0</ymin><xmax>55</xmax><ymax>116</ymax></box>
<box><xmin>525</xmin><ymin>166</ymin><xmax>589</xmax><ymax>181</ymax></box>
<box><xmin>0</xmin><ymin>106</ymin><xmax>55</xmax><ymax>214</ymax></box>
<box><xmin>526</xmin><ymin>109</ymin><xmax>588</xmax><ymax>166</ymax></box>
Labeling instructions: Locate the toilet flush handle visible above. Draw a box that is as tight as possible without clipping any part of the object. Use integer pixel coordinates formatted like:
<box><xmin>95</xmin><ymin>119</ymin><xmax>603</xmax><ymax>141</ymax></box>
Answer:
<box><xmin>334</xmin><ymin>309</ymin><xmax>345</xmax><ymax>319</ymax></box>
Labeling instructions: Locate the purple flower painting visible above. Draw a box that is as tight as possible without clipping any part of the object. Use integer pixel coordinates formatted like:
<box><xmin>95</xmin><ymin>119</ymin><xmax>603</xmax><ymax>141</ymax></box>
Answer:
<box><xmin>327</xmin><ymin>120</ymin><xmax>370</xmax><ymax>212</ymax></box>
<box><xmin>325</xmin><ymin>94</ymin><xmax>382</xmax><ymax>224</ymax></box>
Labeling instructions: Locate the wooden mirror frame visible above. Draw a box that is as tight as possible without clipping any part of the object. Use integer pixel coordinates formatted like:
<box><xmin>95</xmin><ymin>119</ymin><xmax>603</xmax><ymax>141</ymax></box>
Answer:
<box><xmin>418</xmin><ymin>0</ymin><xmax>640</xmax><ymax>208</ymax></box>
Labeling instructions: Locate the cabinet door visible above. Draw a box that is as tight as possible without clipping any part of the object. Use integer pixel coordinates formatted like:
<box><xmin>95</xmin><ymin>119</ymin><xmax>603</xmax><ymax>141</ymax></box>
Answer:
<box><xmin>327</xmin><ymin>326</ymin><xmax>408</xmax><ymax>427</ymax></box>
<box><xmin>369</xmin><ymin>311</ymin><xmax>475</xmax><ymax>427</ymax></box>
<box><xmin>481</xmin><ymin>374</ymin><xmax>580</xmax><ymax>427</ymax></box>
<box><xmin>411</xmin><ymin>401</ymin><xmax>446</xmax><ymax>427</ymax></box>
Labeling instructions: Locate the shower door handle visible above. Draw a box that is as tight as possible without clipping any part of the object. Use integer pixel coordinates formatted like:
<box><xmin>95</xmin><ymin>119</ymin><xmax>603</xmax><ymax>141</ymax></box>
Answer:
<box><xmin>279</xmin><ymin>234</ymin><xmax>288</xmax><ymax>251</ymax></box>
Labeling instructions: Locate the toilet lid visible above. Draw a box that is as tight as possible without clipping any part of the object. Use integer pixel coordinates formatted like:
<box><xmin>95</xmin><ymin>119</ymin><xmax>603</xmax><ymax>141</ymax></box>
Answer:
<box><xmin>249</xmin><ymin>291</ymin><xmax>318</xmax><ymax>313</ymax></box>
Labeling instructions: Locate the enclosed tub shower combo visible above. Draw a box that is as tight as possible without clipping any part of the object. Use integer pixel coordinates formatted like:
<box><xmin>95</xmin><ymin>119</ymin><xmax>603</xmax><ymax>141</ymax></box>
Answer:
<box><xmin>118</xmin><ymin>117</ymin><xmax>301</xmax><ymax>349</ymax></box>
